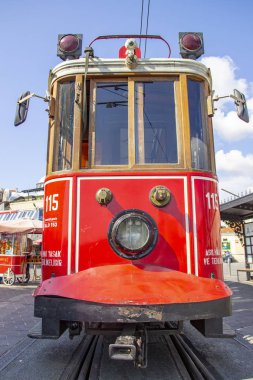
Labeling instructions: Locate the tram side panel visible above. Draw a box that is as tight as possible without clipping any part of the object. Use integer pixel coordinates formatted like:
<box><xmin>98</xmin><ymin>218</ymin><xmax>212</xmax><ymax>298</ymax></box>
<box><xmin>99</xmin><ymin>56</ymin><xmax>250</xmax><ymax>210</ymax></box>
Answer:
<box><xmin>42</xmin><ymin>178</ymin><xmax>73</xmax><ymax>279</ymax></box>
<box><xmin>41</xmin><ymin>174</ymin><xmax>223</xmax><ymax>282</ymax></box>
<box><xmin>191</xmin><ymin>176</ymin><xmax>223</xmax><ymax>280</ymax></box>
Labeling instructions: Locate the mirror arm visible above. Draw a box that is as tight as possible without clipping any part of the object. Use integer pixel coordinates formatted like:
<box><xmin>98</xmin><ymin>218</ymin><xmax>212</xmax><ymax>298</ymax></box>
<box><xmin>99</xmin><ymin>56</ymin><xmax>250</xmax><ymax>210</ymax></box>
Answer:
<box><xmin>213</xmin><ymin>94</ymin><xmax>246</xmax><ymax>105</ymax></box>
<box><xmin>18</xmin><ymin>93</ymin><xmax>50</xmax><ymax>104</ymax></box>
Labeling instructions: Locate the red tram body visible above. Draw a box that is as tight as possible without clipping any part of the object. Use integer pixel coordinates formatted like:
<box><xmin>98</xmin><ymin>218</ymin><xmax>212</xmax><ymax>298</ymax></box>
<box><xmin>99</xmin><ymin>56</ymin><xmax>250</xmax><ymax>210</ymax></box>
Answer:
<box><xmin>15</xmin><ymin>33</ymin><xmax>237</xmax><ymax>366</ymax></box>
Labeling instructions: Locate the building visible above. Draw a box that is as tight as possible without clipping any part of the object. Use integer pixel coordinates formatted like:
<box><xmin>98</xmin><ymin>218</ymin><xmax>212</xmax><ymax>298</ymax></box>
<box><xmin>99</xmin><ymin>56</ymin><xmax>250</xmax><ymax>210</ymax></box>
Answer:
<box><xmin>221</xmin><ymin>226</ymin><xmax>245</xmax><ymax>263</ymax></box>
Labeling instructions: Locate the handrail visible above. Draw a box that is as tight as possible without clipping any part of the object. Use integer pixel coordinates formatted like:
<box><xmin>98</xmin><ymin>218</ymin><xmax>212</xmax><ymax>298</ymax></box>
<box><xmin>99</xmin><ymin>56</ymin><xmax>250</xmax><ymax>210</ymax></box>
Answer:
<box><xmin>89</xmin><ymin>34</ymin><xmax>171</xmax><ymax>58</ymax></box>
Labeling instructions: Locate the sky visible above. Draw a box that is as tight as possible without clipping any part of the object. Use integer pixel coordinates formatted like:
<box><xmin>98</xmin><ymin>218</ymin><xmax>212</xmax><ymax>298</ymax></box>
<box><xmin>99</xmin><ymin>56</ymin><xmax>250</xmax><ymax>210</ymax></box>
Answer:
<box><xmin>1</xmin><ymin>0</ymin><xmax>253</xmax><ymax>201</ymax></box>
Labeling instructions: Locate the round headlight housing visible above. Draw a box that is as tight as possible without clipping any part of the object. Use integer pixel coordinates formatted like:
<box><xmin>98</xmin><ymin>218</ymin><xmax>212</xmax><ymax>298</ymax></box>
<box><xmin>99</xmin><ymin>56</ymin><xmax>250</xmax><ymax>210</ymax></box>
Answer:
<box><xmin>108</xmin><ymin>210</ymin><xmax>158</xmax><ymax>260</ymax></box>
<box><xmin>59</xmin><ymin>34</ymin><xmax>80</xmax><ymax>53</ymax></box>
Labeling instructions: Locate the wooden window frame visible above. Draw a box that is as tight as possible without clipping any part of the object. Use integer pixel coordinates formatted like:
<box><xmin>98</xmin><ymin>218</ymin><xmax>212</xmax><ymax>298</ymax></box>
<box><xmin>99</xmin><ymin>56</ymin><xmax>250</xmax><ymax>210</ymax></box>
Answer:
<box><xmin>89</xmin><ymin>76</ymin><xmax>184</xmax><ymax>170</ymax></box>
<box><xmin>186</xmin><ymin>75</ymin><xmax>215</xmax><ymax>173</ymax></box>
<box><xmin>89</xmin><ymin>78</ymin><xmax>130</xmax><ymax>169</ymax></box>
<box><xmin>47</xmin><ymin>73</ymin><xmax>215</xmax><ymax>174</ymax></box>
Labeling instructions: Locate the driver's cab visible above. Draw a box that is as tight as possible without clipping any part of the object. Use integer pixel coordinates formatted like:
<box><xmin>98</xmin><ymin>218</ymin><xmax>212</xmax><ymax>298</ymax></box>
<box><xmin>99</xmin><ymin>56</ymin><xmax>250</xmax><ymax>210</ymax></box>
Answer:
<box><xmin>47</xmin><ymin>68</ymin><xmax>215</xmax><ymax>175</ymax></box>
<box><xmin>14</xmin><ymin>33</ymin><xmax>249</xmax><ymax>177</ymax></box>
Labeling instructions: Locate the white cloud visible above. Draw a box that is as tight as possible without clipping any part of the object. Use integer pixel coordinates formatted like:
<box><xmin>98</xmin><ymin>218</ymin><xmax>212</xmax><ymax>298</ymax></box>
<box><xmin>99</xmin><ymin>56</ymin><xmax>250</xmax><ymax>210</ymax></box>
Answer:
<box><xmin>201</xmin><ymin>56</ymin><xmax>248</xmax><ymax>96</ymax></box>
<box><xmin>201</xmin><ymin>56</ymin><xmax>253</xmax><ymax>141</ymax></box>
<box><xmin>213</xmin><ymin>109</ymin><xmax>253</xmax><ymax>141</ymax></box>
<box><xmin>216</xmin><ymin>149</ymin><xmax>253</xmax><ymax>199</ymax></box>
<box><xmin>216</xmin><ymin>150</ymin><xmax>253</xmax><ymax>174</ymax></box>
<box><xmin>219</xmin><ymin>176</ymin><xmax>253</xmax><ymax>201</ymax></box>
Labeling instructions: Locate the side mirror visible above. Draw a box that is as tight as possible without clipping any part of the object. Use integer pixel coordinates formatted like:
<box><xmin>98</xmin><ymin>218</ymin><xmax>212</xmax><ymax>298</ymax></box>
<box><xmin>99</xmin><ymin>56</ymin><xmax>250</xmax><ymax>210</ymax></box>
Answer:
<box><xmin>213</xmin><ymin>89</ymin><xmax>249</xmax><ymax>123</ymax></box>
<box><xmin>233</xmin><ymin>89</ymin><xmax>249</xmax><ymax>123</ymax></box>
<box><xmin>14</xmin><ymin>91</ymin><xmax>31</xmax><ymax>126</ymax></box>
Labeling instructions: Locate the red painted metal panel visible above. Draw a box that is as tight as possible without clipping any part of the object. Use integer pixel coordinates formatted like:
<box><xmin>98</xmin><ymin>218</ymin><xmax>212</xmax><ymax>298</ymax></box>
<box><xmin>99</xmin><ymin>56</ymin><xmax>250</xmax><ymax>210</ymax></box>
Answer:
<box><xmin>77</xmin><ymin>176</ymin><xmax>188</xmax><ymax>273</ymax></box>
<box><xmin>0</xmin><ymin>254</ymin><xmax>26</xmax><ymax>276</ymax></box>
<box><xmin>41</xmin><ymin>172</ymin><xmax>224</xmax><ymax>287</ymax></box>
<box><xmin>35</xmin><ymin>263</ymin><xmax>231</xmax><ymax>305</ymax></box>
<box><xmin>42</xmin><ymin>178</ymin><xmax>71</xmax><ymax>280</ymax></box>
<box><xmin>192</xmin><ymin>177</ymin><xmax>223</xmax><ymax>279</ymax></box>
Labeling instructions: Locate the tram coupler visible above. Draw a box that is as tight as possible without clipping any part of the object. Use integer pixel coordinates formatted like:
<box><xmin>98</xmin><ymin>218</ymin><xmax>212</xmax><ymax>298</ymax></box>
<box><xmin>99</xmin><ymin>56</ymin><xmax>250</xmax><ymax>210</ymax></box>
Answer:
<box><xmin>109</xmin><ymin>324</ymin><xmax>137</xmax><ymax>361</ymax></box>
<box><xmin>109</xmin><ymin>324</ymin><xmax>148</xmax><ymax>368</ymax></box>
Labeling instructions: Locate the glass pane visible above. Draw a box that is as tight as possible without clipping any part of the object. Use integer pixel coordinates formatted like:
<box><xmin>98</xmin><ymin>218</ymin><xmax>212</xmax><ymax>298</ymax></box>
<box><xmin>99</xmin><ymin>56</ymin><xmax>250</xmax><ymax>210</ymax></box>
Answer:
<box><xmin>246</xmin><ymin>246</ymin><xmax>252</xmax><ymax>254</ymax></box>
<box><xmin>248</xmin><ymin>256</ymin><xmax>253</xmax><ymax>263</ymax></box>
<box><xmin>246</xmin><ymin>237</ymin><xmax>251</xmax><ymax>245</ymax></box>
<box><xmin>53</xmin><ymin>81</ymin><xmax>75</xmax><ymax>171</ymax></box>
<box><xmin>188</xmin><ymin>80</ymin><xmax>210</xmax><ymax>170</ymax></box>
<box><xmin>135</xmin><ymin>81</ymin><xmax>178</xmax><ymax>164</ymax></box>
<box><xmin>95</xmin><ymin>83</ymin><xmax>128</xmax><ymax>165</ymax></box>
<box><xmin>251</xmin><ymin>237</ymin><xmax>253</xmax><ymax>245</ymax></box>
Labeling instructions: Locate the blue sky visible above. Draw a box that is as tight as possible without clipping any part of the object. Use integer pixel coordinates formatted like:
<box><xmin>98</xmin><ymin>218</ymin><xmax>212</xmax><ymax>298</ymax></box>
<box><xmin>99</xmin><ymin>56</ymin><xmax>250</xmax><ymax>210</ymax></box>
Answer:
<box><xmin>1</xmin><ymin>0</ymin><xmax>253</xmax><ymax>200</ymax></box>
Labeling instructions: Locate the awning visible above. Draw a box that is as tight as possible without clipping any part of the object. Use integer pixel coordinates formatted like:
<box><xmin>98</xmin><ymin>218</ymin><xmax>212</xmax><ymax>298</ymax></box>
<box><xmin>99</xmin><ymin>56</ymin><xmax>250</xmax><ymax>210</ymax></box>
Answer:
<box><xmin>220</xmin><ymin>193</ymin><xmax>253</xmax><ymax>222</ymax></box>
<box><xmin>0</xmin><ymin>219</ymin><xmax>43</xmax><ymax>234</ymax></box>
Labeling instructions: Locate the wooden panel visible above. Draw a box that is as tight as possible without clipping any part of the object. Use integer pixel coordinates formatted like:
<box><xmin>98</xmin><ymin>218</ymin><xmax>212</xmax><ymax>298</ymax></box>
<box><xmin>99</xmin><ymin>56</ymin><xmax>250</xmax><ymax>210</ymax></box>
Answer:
<box><xmin>72</xmin><ymin>75</ymin><xmax>83</xmax><ymax>171</ymax></box>
<box><xmin>89</xmin><ymin>80</ymin><xmax>96</xmax><ymax>167</ymax></box>
<box><xmin>128</xmin><ymin>78</ymin><xmax>135</xmax><ymax>167</ymax></box>
<box><xmin>174</xmin><ymin>79</ymin><xmax>184</xmax><ymax>167</ymax></box>
<box><xmin>47</xmin><ymin>82</ymin><xmax>58</xmax><ymax>175</ymax></box>
<box><xmin>205</xmin><ymin>80</ymin><xmax>216</xmax><ymax>174</ymax></box>
<box><xmin>136</xmin><ymin>82</ymin><xmax>145</xmax><ymax>164</ymax></box>
<box><xmin>179</xmin><ymin>75</ymin><xmax>191</xmax><ymax>169</ymax></box>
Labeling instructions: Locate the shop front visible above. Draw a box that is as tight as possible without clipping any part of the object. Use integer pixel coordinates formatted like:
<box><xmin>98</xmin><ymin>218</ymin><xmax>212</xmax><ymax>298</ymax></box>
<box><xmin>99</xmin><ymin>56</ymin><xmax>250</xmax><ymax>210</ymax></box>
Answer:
<box><xmin>0</xmin><ymin>219</ymin><xmax>42</xmax><ymax>285</ymax></box>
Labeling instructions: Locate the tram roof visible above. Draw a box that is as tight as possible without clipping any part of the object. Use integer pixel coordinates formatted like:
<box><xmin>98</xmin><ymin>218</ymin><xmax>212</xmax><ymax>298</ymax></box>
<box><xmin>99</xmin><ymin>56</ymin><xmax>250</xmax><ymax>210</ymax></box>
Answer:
<box><xmin>220</xmin><ymin>193</ymin><xmax>253</xmax><ymax>222</ymax></box>
<box><xmin>51</xmin><ymin>58</ymin><xmax>211</xmax><ymax>85</ymax></box>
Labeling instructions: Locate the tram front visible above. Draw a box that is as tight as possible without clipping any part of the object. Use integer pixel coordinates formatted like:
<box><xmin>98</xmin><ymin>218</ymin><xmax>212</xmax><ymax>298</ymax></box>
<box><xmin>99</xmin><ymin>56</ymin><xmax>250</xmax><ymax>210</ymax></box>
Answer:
<box><xmin>14</xmin><ymin>33</ymin><xmax>249</xmax><ymax>367</ymax></box>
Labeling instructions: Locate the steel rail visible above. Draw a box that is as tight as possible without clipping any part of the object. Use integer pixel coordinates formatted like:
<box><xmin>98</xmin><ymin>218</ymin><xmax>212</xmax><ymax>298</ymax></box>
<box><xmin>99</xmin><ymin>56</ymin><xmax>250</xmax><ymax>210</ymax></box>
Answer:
<box><xmin>60</xmin><ymin>331</ymin><xmax>222</xmax><ymax>380</ymax></box>
<box><xmin>60</xmin><ymin>335</ymin><xmax>103</xmax><ymax>380</ymax></box>
<box><xmin>170</xmin><ymin>334</ymin><xmax>222</xmax><ymax>380</ymax></box>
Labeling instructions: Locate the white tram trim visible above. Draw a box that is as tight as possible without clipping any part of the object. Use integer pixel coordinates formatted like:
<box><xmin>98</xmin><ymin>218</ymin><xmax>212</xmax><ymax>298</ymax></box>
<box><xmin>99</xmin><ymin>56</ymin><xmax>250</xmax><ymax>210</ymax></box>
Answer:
<box><xmin>76</xmin><ymin>176</ymin><xmax>191</xmax><ymax>274</ymax></box>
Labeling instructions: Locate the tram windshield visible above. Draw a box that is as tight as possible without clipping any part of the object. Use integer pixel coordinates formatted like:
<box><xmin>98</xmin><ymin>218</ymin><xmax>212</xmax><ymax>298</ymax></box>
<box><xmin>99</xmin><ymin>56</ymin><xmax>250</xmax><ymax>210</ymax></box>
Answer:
<box><xmin>134</xmin><ymin>81</ymin><xmax>177</xmax><ymax>164</ymax></box>
<box><xmin>53</xmin><ymin>81</ymin><xmax>75</xmax><ymax>171</ymax></box>
<box><xmin>94</xmin><ymin>83</ymin><xmax>128</xmax><ymax>165</ymax></box>
<box><xmin>92</xmin><ymin>79</ymin><xmax>178</xmax><ymax>167</ymax></box>
<box><xmin>51</xmin><ymin>76</ymin><xmax>213</xmax><ymax>172</ymax></box>
<box><xmin>188</xmin><ymin>80</ymin><xmax>210</xmax><ymax>171</ymax></box>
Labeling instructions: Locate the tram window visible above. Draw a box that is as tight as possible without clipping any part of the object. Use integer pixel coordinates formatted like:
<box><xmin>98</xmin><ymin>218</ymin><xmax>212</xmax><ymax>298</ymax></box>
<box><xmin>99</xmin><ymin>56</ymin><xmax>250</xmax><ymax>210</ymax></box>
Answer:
<box><xmin>53</xmin><ymin>81</ymin><xmax>75</xmax><ymax>171</ymax></box>
<box><xmin>94</xmin><ymin>83</ymin><xmax>128</xmax><ymax>165</ymax></box>
<box><xmin>188</xmin><ymin>80</ymin><xmax>210</xmax><ymax>171</ymax></box>
<box><xmin>134</xmin><ymin>81</ymin><xmax>178</xmax><ymax>164</ymax></box>
<box><xmin>81</xmin><ymin>80</ymin><xmax>90</xmax><ymax>168</ymax></box>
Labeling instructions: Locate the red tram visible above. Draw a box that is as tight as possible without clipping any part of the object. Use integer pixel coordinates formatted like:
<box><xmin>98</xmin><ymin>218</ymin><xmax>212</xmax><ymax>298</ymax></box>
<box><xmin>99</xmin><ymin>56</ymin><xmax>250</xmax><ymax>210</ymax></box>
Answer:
<box><xmin>15</xmin><ymin>33</ymin><xmax>248</xmax><ymax>367</ymax></box>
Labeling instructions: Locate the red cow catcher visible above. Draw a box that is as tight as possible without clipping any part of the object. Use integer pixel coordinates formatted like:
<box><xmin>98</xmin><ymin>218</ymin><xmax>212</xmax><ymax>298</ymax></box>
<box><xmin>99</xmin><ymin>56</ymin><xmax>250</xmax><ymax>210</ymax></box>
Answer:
<box><xmin>15</xmin><ymin>34</ymin><xmax>248</xmax><ymax>367</ymax></box>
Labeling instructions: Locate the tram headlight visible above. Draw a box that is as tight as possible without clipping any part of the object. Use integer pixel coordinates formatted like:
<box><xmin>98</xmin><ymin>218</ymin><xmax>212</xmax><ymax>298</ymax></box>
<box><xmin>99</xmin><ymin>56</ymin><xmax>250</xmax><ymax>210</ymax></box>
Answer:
<box><xmin>57</xmin><ymin>34</ymin><xmax>83</xmax><ymax>60</ymax></box>
<box><xmin>179</xmin><ymin>32</ymin><xmax>204</xmax><ymax>59</ymax></box>
<box><xmin>108</xmin><ymin>210</ymin><xmax>158</xmax><ymax>260</ymax></box>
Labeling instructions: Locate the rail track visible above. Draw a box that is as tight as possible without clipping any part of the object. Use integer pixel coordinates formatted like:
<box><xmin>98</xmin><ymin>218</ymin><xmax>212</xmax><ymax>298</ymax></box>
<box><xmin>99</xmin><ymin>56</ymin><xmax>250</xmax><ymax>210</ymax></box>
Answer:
<box><xmin>60</xmin><ymin>333</ymin><xmax>223</xmax><ymax>380</ymax></box>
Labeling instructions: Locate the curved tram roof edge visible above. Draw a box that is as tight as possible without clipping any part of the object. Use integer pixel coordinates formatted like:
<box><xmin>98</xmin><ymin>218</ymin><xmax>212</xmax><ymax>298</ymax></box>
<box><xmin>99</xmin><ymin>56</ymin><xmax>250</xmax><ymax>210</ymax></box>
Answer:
<box><xmin>51</xmin><ymin>58</ymin><xmax>211</xmax><ymax>84</ymax></box>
